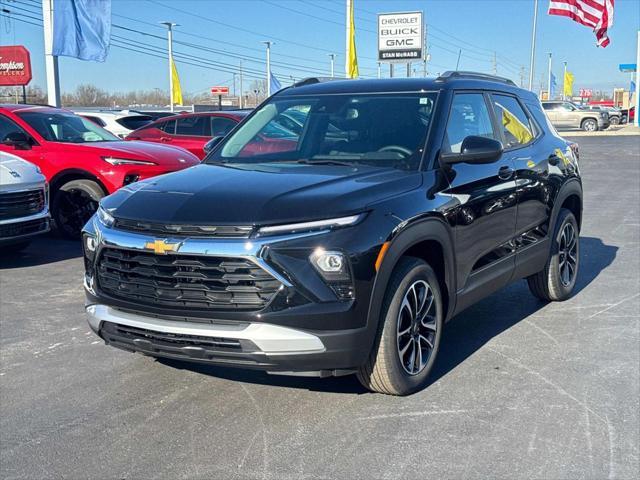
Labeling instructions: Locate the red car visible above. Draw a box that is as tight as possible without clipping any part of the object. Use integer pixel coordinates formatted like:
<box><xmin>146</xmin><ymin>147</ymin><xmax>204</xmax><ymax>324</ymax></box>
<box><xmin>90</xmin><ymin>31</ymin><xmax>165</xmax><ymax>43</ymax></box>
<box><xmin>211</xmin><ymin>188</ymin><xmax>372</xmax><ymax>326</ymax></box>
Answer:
<box><xmin>126</xmin><ymin>111</ymin><xmax>247</xmax><ymax>159</ymax></box>
<box><xmin>0</xmin><ymin>105</ymin><xmax>200</xmax><ymax>238</ymax></box>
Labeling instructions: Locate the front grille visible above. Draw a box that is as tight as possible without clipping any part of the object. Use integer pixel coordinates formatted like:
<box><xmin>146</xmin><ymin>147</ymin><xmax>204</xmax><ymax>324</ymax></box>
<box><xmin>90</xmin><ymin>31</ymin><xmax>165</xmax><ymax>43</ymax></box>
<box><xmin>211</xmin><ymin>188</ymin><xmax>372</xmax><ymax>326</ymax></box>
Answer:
<box><xmin>96</xmin><ymin>247</ymin><xmax>282</xmax><ymax>312</ymax></box>
<box><xmin>0</xmin><ymin>189</ymin><xmax>45</xmax><ymax>221</ymax></box>
<box><xmin>113</xmin><ymin>218</ymin><xmax>253</xmax><ymax>238</ymax></box>
<box><xmin>0</xmin><ymin>217</ymin><xmax>49</xmax><ymax>239</ymax></box>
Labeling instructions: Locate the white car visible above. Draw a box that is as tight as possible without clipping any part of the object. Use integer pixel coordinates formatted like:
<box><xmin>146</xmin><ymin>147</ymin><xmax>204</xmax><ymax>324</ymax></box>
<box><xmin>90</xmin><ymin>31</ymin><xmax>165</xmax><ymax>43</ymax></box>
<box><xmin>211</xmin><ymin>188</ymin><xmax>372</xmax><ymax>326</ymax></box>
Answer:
<box><xmin>72</xmin><ymin>110</ymin><xmax>154</xmax><ymax>138</ymax></box>
<box><xmin>0</xmin><ymin>151</ymin><xmax>50</xmax><ymax>252</ymax></box>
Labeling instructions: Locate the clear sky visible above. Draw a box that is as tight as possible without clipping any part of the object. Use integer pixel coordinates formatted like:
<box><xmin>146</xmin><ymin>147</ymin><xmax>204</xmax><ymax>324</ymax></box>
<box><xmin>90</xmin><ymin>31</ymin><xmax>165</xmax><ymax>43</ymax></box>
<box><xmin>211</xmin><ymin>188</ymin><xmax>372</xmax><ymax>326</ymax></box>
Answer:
<box><xmin>2</xmin><ymin>0</ymin><xmax>639</xmax><ymax>97</ymax></box>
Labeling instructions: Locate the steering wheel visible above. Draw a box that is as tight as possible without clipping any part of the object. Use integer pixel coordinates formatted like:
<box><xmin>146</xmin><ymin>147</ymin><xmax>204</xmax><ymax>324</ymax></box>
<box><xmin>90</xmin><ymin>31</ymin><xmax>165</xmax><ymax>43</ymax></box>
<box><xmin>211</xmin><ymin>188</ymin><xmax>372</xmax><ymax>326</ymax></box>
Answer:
<box><xmin>378</xmin><ymin>145</ymin><xmax>412</xmax><ymax>158</ymax></box>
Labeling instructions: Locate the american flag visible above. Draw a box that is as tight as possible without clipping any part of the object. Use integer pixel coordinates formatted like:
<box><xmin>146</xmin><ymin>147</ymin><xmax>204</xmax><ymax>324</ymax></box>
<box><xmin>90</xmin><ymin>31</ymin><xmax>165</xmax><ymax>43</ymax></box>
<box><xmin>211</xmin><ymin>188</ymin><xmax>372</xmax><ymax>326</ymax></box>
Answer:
<box><xmin>548</xmin><ymin>0</ymin><xmax>615</xmax><ymax>47</ymax></box>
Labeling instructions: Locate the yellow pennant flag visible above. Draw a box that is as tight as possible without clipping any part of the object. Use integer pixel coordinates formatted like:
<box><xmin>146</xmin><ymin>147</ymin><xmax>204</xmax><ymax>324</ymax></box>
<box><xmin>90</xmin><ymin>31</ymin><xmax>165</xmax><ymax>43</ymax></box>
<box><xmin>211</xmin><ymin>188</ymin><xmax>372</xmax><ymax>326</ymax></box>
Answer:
<box><xmin>563</xmin><ymin>70</ymin><xmax>574</xmax><ymax>97</ymax></box>
<box><xmin>171</xmin><ymin>58</ymin><xmax>183</xmax><ymax>106</ymax></box>
<box><xmin>501</xmin><ymin>106</ymin><xmax>533</xmax><ymax>144</ymax></box>
<box><xmin>346</xmin><ymin>0</ymin><xmax>359</xmax><ymax>79</ymax></box>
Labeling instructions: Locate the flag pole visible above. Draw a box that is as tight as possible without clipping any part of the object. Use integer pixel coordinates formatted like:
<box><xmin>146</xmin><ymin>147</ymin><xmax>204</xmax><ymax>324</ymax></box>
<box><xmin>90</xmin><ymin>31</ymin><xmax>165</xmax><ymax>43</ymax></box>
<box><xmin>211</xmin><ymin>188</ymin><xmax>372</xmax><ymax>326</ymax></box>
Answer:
<box><xmin>528</xmin><ymin>0</ymin><xmax>539</xmax><ymax>91</ymax></box>
<box><xmin>547</xmin><ymin>52</ymin><xmax>552</xmax><ymax>100</ymax></box>
<box><xmin>563</xmin><ymin>61</ymin><xmax>567</xmax><ymax>101</ymax></box>
<box><xmin>345</xmin><ymin>0</ymin><xmax>350</xmax><ymax>79</ymax></box>
<box><xmin>262</xmin><ymin>41</ymin><xmax>273</xmax><ymax>97</ymax></box>
<box><xmin>634</xmin><ymin>30</ymin><xmax>640</xmax><ymax>127</ymax></box>
<box><xmin>42</xmin><ymin>0</ymin><xmax>61</xmax><ymax>106</ymax></box>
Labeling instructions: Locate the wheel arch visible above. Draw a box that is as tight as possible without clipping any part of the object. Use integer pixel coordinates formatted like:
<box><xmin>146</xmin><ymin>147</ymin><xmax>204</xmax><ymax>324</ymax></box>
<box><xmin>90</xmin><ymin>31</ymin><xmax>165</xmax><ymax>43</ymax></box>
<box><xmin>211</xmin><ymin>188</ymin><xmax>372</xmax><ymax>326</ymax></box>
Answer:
<box><xmin>551</xmin><ymin>179</ymin><xmax>583</xmax><ymax>232</ymax></box>
<box><xmin>50</xmin><ymin>169</ymin><xmax>108</xmax><ymax>200</ymax></box>
<box><xmin>367</xmin><ymin>216</ymin><xmax>457</xmax><ymax>340</ymax></box>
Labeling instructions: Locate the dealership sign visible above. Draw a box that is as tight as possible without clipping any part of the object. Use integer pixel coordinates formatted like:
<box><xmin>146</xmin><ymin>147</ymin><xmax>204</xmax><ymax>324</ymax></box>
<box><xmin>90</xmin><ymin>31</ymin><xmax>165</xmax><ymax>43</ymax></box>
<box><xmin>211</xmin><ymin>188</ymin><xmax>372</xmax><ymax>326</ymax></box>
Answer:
<box><xmin>210</xmin><ymin>86</ymin><xmax>229</xmax><ymax>95</ymax></box>
<box><xmin>377</xmin><ymin>11</ymin><xmax>424</xmax><ymax>63</ymax></box>
<box><xmin>0</xmin><ymin>46</ymin><xmax>32</xmax><ymax>86</ymax></box>
<box><xmin>579</xmin><ymin>88</ymin><xmax>593</xmax><ymax>98</ymax></box>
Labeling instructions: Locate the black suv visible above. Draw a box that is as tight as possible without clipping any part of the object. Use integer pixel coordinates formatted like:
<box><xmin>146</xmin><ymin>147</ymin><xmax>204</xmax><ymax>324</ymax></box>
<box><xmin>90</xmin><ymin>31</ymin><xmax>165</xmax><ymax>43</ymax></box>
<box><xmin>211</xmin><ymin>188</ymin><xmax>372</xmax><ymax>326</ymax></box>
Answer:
<box><xmin>83</xmin><ymin>72</ymin><xmax>582</xmax><ymax>395</ymax></box>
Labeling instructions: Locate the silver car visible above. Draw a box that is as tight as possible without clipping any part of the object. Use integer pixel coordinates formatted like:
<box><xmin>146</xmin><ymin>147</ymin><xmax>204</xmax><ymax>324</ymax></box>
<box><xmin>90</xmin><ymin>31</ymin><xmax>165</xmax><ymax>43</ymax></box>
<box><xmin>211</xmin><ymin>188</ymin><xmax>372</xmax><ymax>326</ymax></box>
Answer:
<box><xmin>542</xmin><ymin>101</ymin><xmax>610</xmax><ymax>131</ymax></box>
<box><xmin>0</xmin><ymin>151</ymin><xmax>50</xmax><ymax>252</ymax></box>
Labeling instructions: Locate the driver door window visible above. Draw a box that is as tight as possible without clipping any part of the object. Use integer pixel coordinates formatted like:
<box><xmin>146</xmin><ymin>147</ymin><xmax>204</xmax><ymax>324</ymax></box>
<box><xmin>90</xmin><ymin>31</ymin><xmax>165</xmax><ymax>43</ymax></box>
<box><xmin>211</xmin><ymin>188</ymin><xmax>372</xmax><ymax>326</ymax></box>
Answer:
<box><xmin>444</xmin><ymin>93</ymin><xmax>497</xmax><ymax>153</ymax></box>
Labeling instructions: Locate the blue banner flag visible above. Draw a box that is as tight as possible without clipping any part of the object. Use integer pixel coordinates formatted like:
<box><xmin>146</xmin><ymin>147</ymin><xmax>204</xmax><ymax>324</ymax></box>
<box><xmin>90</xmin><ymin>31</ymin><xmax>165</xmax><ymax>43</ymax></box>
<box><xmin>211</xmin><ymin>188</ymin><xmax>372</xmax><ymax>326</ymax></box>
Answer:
<box><xmin>550</xmin><ymin>72</ymin><xmax>557</xmax><ymax>98</ymax></box>
<box><xmin>53</xmin><ymin>0</ymin><xmax>111</xmax><ymax>62</ymax></box>
<box><xmin>270</xmin><ymin>72</ymin><xmax>282</xmax><ymax>94</ymax></box>
<box><xmin>631</xmin><ymin>81</ymin><xmax>636</xmax><ymax>93</ymax></box>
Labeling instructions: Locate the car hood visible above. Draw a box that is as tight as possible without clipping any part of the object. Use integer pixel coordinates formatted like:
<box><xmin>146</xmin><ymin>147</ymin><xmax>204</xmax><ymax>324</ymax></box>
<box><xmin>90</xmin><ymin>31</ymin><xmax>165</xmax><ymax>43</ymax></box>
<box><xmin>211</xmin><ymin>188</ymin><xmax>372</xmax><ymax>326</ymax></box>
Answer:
<box><xmin>65</xmin><ymin>141</ymin><xmax>200</xmax><ymax>167</ymax></box>
<box><xmin>102</xmin><ymin>163</ymin><xmax>421</xmax><ymax>225</ymax></box>
<box><xmin>0</xmin><ymin>151</ymin><xmax>46</xmax><ymax>190</ymax></box>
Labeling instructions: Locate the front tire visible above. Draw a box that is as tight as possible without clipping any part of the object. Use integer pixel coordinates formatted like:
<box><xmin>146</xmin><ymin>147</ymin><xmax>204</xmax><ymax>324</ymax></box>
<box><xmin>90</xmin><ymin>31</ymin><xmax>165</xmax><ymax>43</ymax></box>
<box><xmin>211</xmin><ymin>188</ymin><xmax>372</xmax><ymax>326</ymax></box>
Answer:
<box><xmin>581</xmin><ymin>118</ymin><xmax>598</xmax><ymax>132</ymax></box>
<box><xmin>527</xmin><ymin>208</ymin><xmax>579</xmax><ymax>301</ymax></box>
<box><xmin>52</xmin><ymin>179</ymin><xmax>104</xmax><ymax>239</ymax></box>
<box><xmin>357</xmin><ymin>257</ymin><xmax>443</xmax><ymax>396</ymax></box>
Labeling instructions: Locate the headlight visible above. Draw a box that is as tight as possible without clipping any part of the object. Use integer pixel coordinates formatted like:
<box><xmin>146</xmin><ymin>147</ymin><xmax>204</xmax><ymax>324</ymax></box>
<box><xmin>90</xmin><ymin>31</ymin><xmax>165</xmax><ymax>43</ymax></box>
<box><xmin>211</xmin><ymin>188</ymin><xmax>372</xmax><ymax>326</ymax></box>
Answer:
<box><xmin>96</xmin><ymin>204</ymin><xmax>115</xmax><ymax>227</ymax></box>
<box><xmin>102</xmin><ymin>156</ymin><xmax>157</xmax><ymax>166</ymax></box>
<box><xmin>257</xmin><ymin>214</ymin><xmax>363</xmax><ymax>236</ymax></box>
<box><xmin>310</xmin><ymin>249</ymin><xmax>350</xmax><ymax>281</ymax></box>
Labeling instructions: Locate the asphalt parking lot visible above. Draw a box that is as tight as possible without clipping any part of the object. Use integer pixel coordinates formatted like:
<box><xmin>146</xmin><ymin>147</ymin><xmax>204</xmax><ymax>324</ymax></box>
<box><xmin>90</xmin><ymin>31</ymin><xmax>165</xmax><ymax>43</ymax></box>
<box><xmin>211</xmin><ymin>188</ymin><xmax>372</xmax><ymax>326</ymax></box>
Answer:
<box><xmin>1</xmin><ymin>136</ymin><xmax>638</xmax><ymax>480</ymax></box>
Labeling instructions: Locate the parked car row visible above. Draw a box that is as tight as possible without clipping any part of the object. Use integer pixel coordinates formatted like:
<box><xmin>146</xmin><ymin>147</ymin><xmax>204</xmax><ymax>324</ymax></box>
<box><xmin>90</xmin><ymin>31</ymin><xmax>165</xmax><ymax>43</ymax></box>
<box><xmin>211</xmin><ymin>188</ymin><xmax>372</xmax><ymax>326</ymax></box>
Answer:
<box><xmin>0</xmin><ymin>105</ymin><xmax>200</xmax><ymax>238</ymax></box>
<box><xmin>541</xmin><ymin>101</ymin><xmax>610</xmax><ymax>131</ymax></box>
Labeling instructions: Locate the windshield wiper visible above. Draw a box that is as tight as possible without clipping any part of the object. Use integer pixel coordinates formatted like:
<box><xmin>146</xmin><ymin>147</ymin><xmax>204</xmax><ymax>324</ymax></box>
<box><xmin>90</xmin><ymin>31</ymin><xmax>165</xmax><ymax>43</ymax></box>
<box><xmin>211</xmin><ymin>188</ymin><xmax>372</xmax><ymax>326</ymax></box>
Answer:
<box><xmin>294</xmin><ymin>158</ymin><xmax>358</xmax><ymax>167</ymax></box>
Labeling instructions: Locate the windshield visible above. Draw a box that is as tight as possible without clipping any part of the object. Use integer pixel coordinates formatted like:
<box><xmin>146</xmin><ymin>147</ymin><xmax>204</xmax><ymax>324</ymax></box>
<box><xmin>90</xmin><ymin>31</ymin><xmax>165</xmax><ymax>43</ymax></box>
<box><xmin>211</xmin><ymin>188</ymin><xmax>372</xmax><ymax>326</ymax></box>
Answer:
<box><xmin>207</xmin><ymin>92</ymin><xmax>437</xmax><ymax>170</ymax></box>
<box><xmin>17</xmin><ymin>111</ymin><xmax>119</xmax><ymax>143</ymax></box>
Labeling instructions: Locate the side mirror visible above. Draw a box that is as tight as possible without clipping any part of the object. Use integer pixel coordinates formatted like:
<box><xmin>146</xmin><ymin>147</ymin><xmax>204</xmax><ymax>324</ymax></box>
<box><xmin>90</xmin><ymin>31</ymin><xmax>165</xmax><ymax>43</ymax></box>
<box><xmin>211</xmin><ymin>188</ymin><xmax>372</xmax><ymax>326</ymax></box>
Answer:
<box><xmin>203</xmin><ymin>136</ymin><xmax>224</xmax><ymax>155</ymax></box>
<box><xmin>3</xmin><ymin>131</ymin><xmax>32</xmax><ymax>150</ymax></box>
<box><xmin>440</xmin><ymin>136</ymin><xmax>503</xmax><ymax>165</ymax></box>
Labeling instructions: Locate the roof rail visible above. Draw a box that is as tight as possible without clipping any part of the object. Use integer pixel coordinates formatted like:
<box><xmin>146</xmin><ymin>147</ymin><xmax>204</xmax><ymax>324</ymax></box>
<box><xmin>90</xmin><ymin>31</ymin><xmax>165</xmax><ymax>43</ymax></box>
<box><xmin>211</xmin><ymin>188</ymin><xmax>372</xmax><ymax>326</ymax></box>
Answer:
<box><xmin>291</xmin><ymin>77</ymin><xmax>344</xmax><ymax>88</ymax></box>
<box><xmin>436</xmin><ymin>71</ymin><xmax>517</xmax><ymax>86</ymax></box>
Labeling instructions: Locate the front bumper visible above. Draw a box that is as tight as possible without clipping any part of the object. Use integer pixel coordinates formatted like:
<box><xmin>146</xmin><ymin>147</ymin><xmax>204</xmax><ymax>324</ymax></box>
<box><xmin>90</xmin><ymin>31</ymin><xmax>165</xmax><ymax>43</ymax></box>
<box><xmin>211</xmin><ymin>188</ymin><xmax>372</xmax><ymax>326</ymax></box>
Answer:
<box><xmin>86</xmin><ymin>303</ymin><xmax>368</xmax><ymax>374</ymax></box>
<box><xmin>0</xmin><ymin>211</ymin><xmax>50</xmax><ymax>244</ymax></box>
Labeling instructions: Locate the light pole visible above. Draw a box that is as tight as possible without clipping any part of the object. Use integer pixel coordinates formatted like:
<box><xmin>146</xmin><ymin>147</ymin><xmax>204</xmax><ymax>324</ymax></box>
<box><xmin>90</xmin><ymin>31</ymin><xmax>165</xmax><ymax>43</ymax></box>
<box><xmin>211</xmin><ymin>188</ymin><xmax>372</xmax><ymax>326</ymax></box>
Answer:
<box><xmin>377</xmin><ymin>62</ymin><xmax>381</xmax><ymax>79</ymax></box>
<box><xmin>547</xmin><ymin>52</ymin><xmax>552</xmax><ymax>100</ymax></box>
<box><xmin>262</xmin><ymin>41</ymin><xmax>274</xmax><ymax>97</ymax></box>
<box><xmin>160</xmin><ymin>21</ymin><xmax>178</xmax><ymax>112</ymax></box>
<box><xmin>328</xmin><ymin>53</ymin><xmax>336</xmax><ymax>78</ymax></box>
<box><xmin>528</xmin><ymin>0</ymin><xmax>539</xmax><ymax>91</ymax></box>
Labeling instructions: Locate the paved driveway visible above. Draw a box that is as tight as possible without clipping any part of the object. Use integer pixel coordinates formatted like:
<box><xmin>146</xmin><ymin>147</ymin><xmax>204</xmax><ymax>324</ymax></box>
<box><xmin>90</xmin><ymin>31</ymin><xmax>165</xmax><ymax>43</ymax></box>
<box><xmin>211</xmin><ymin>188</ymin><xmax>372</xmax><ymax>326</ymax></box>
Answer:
<box><xmin>1</xmin><ymin>136</ymin><xmax>638</xmax><ymax>479</ymax></box>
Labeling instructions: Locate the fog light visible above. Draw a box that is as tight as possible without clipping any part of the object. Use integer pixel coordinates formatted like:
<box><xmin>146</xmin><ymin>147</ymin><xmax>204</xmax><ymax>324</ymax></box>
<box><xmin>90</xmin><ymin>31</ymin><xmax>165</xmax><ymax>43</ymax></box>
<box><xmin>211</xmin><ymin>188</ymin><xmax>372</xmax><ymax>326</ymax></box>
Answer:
<box><xmin>316</xmin><ymin>252</ymin><xmax>343</xmax><ymax>272</ymax></box>
<box><xmin>310</xmin><ymin>248</ymin><xmax>351</xmax><ymax>283</ymax></box>
<box><xmin>85</xmin><ymin>235</ymin><xmax>97</xmax><ymax>253</ymax></box>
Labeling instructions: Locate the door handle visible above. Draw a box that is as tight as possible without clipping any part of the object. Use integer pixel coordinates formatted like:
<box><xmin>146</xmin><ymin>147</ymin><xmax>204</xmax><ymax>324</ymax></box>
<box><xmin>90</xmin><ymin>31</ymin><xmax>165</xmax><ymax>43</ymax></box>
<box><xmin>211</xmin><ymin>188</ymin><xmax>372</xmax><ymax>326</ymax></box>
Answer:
<box><xmin>498</xmin><ymin>165</ymin><xmax>514</xmax><ymax>180</ymax></box>
<box><xmin>160</xmin><ymin>136</ymin><xmax>172</xmax><ymax>142</ymax></box>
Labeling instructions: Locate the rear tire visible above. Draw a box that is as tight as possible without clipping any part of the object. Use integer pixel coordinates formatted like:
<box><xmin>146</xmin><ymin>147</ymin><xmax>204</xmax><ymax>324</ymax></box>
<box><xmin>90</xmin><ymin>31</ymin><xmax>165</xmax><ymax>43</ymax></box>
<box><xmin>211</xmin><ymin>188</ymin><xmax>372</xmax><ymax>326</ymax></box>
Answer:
<box><xmin>357</xmin><ymin>257</ymin><xmax>443</xmax><ymax>396</ymax></box>
<box><xmin>527</xmin><ymin>208</ymin><xmax>579</xmax><ymax>301</ymax></box>
<box><xmin>581</xmin><ymin>118</ymin><xmax>598</xmax><ymax>132</ymax></box>
<box><xmin>52</xmin><ymin>179</ymin><xmax>104</xmax><ymax>239</ymax></box>
<box><xmin>610</xmin><ymin>116</ymin><xmax>620</xmax><ymax>125</ymax></box>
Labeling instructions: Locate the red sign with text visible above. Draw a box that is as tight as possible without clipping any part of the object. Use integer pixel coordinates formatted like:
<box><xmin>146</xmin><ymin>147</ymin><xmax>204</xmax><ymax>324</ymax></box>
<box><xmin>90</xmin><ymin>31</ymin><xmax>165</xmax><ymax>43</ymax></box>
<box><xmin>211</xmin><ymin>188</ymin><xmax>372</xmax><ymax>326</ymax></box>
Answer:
<box><xmin>0</xmin><ymin>46</ymin><xmax>32</xmax><ymax>86</ymax></box>
<box><xmin>579</xmin><ymin>88</ymin><xmax>593</xmax><ymax>98</ymax></box>
<box><xmin>211</xmin><ymin>86</ymin><xmax>229</xmax><ymax>95</ymax></box>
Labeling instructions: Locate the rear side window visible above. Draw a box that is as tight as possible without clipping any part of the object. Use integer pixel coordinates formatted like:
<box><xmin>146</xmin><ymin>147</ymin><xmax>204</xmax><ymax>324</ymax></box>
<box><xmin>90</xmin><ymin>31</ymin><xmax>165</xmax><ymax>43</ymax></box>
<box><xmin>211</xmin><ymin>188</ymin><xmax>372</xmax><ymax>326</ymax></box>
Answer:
<box><xmin>157</xmin><ymin>119</ymin><xmax>176</xmax><ymax>134</ymax></box>
<box><xmin>443</xmin><ymin>93</ymin><xmax>497</xmax><ymax>153</ymax></box>
<box><xmin>176</xmin><ymin>116</ymin><xmax>210</xmax><ymax>136</ymax></box>
<box><xmin>82</xmin><ymin>115</ymin><xmax>107</xmax><ymax>127</ymax></box>
<box><xmin>210</xmin><ymin>117</ymin><xmax>237</xmax><ymax>137</ymax></box>
<box><xmin>491</xmin><ymin>94</ymin><xmax>536</xmax><ymax>149</ymax></box>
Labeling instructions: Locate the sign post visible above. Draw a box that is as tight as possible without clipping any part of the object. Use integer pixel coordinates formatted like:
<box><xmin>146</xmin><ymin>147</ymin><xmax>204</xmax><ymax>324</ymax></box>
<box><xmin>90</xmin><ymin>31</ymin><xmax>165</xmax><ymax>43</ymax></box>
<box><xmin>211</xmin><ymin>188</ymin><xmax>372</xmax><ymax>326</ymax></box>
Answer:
<box><xmin>377</xmin><ymin>11</ymin><xmax>424</xmax><ymax>77</ymax></box>
<box><xmin>211</xmin><ymin>86</ymin><xmax>230</xmax><ymax>111</ymax></box>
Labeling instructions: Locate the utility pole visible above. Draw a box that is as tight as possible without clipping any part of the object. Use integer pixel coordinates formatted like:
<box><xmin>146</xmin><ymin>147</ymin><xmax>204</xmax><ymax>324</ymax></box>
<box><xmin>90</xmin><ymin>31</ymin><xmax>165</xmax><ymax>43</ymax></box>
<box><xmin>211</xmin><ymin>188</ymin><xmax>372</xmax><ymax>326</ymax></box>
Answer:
<box><xmin>328</xmin><ymin>53</ymin><xmax>336</xmax><ymax>77</ymax></box>
<box><xmin>390</xmin><ymin>64</ymin><xmax>394</xmax><ymax>78</ymax></box>
<box><xmin>455</xmin><ymin>49</ymin><xmax>462</xmax><ymax>70</ymax></box>
<box><xmin>406</xmin><ymin>63</ymin><xmax>411</xmax><ymax>78</ymax></box>
<box><xmin>520</xmin><ymin>66</ymin><xmax>525</xmax><ymax>88</ymax></box>
<box><xmin>423</xmin><ymin>24</ymin><xmax>428</xmax><ymax>77</ymax></box>
<box><xmin>377</xmin><ymin>62</ymin><xmax>381</xmax><ymax>79</ymax></box>
<box><xmin>262</xmin><ymin>41</ymin><xmax>273</xmax><ymax>97</ymax></box>
<box><xmin>239</xmin><ymin>60</ymin><xmax>243</xmax><ymax>109</ymax></box>
<box><xmin>547</xmin><ymin>52</ymin><xmax>552</xmax><ymax>100</ymax></box>
<box><xmin>492</xmin><ymin>52</ymin><xmax>497</xmax><ymax>76</ymax></box>
<box><xmin>528</xmin><ymin>0</ymin><xmax>539</xmax><ymax>91</ymax></box>
<box><xmin>42</xmin><ymin>0</ymin><xmax>60</xmax><ymax>106</ymax></box>
<box><xmin>160</xmin><ymin>21</ymin><xmax>177</xmax><ymax>112</ymax></box>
